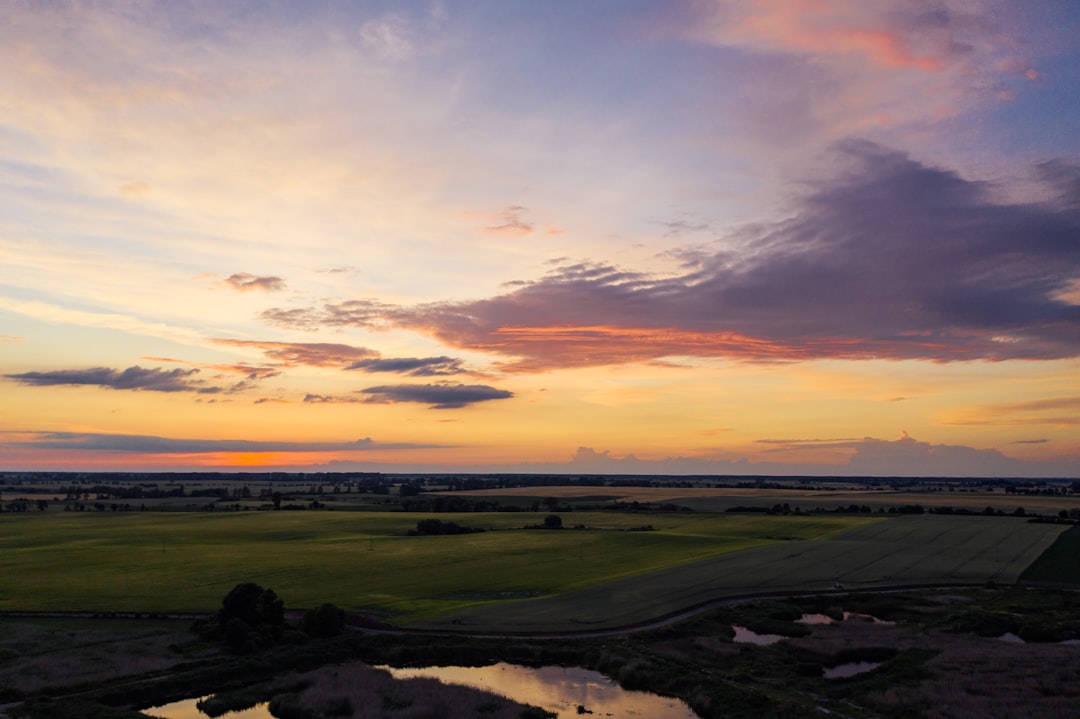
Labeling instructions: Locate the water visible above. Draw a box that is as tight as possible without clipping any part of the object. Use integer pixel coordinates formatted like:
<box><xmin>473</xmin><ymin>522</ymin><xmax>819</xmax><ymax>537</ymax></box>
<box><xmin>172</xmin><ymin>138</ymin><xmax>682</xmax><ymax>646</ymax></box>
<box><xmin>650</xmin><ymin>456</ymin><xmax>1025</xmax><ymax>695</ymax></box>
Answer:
<box><xmin>731</xmin><ymin>625</ymin><xmax>786</xmax><ymax>645</ymax></box>
<box><xmin>796</xmin><ymin>612</ymin><xmax>893</xmax><ymax>625</ymax></box>
<box><xmin>796</xmin><ymin>613</ymin><xmax>835</xmax><ymax>625</ymax></box>
<box><xmin>382</xmin><ymin>663</ymin><xmax>700</xmax><ymax>718</ymax></box>
<box><xmin>145</xmin><ymin>695</ymin><xmax>268</xmax><ymax>718</ymax></box>
<box><xmin>145</xmin><ymin>663</ymin><xmax>700</xmax><ymax>719</ymax></box>
<box><xmin>822</xmin><ymin>661</ymin><xmax>881</xmax><ymax>679</ymax></box>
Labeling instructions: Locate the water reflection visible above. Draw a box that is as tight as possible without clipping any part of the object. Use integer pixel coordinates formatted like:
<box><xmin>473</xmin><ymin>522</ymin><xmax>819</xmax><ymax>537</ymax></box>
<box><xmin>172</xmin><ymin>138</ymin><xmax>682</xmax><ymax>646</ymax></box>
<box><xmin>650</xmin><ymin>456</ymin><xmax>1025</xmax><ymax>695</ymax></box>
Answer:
<box><xmin>822</xmin><ymin>661</ymin><xmax>881</xmax><ymax>679</ymax></box>
<box><xmin>796</xmin><ymin>612</ymin><xmax>893</xmax><ymax>626</ymax></box>
<box><xmin>731</xmin><ymin>625</ymin><xmax>786</xmax><ymax>645</ymax></box>
<box><xmin>381</xmin><ymin>663</ymin><xmax>700</xmax><ymax>718</ymax></box>
<box><xmin>144</xmin><ymin>695</ymin><xmax>269</xmax><ymax>718</ymax></box>
<box><xmin>145</xmin><ymin>663</ymin><xmax>700</xmax><ymax>719</ymax></box>
<box><xmin>796</xmin><ymin>613</ymin><xmax>835</xmax><ymax>625</ymax></box>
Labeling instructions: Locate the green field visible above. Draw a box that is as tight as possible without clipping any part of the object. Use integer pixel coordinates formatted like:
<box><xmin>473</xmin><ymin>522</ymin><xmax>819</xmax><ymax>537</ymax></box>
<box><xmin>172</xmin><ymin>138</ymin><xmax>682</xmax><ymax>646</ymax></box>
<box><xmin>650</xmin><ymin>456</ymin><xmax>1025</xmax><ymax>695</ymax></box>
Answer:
<box><xmin>1021</xmin><ymin>524</ymin><xmax>1080</xmax><ymax>585</ymax></box>
<box><xmin>0</xmin><ymin>511</ymin><xmax>868</xmax><ymax>623</ymax></box>
<box><xmin>417</xmin><ymin>514</ymin><xmax>1069</xmax><ymax>631</ymax></box>
<box><xmin>1</xmin><ymin>511</ymin><xmax>1067</xmax><ymax>630</ymax></box>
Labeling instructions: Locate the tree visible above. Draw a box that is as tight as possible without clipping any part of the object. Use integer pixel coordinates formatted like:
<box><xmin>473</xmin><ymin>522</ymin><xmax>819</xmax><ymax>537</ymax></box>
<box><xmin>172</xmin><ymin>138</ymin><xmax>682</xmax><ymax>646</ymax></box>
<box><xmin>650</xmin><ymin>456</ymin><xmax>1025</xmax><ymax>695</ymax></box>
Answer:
<box><xmin>543</xmin><ymin>514</ymin><xmax>563</xmax><ymax>529</ymax></box>
<box><xmin>221</xmin><ymin>583</ymin><xmax>282</xmax><ymax>627</ymax></box>
<box><xmin>200</xmin><ymin>582</ymin><xmax>287</xmax><ymax>653</ymax></box>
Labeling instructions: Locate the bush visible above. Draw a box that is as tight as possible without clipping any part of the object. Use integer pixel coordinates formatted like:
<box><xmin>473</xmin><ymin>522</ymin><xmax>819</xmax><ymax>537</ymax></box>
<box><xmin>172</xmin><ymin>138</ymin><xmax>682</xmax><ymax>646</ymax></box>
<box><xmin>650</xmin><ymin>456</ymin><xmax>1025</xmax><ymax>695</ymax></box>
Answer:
<box><xmin>268</xmin><ymin>693</ymin><xmax>316</xmax><ymax>719</ymax></box>
<box><xmin>519</xmin><ymin>708</ymin><xmax>557</xmax><ymax>719</ymax></box>
<box><xmin>301</xmin><ymin>603</ymin><xmax>347</xmax><ymax>638</ymax></box>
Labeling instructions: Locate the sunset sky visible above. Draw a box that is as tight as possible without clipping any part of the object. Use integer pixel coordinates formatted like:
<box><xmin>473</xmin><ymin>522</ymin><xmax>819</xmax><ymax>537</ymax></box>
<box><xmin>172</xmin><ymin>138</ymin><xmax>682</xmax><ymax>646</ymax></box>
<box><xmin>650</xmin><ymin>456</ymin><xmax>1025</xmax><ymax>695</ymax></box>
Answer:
<box><xmin>2</xmin><ymin>0</ymin><xmax>1079</xmax><ymax>476</ymax></box>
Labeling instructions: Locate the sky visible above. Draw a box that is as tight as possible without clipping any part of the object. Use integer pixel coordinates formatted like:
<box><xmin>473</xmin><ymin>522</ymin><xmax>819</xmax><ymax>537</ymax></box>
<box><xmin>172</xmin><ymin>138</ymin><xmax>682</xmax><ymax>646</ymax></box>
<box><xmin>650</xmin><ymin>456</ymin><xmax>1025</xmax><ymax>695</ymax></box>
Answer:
<box><xmin>1</xmin><ymin>0</ymin><xmax>1079</xmax><ymax>477</ymax></box>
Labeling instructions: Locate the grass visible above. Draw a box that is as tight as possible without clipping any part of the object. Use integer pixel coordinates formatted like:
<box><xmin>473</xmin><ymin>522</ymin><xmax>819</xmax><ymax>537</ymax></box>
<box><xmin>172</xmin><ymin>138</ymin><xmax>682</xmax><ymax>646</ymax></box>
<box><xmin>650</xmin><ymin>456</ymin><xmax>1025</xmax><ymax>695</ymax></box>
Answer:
<box><xmin>420</xmin><ymin>515</ymin><xmax>1068</xmax><ymax>631</ymax></box>
<box><xmin>0</xmin><ymin>511</ymin><xmax>869</xmax><ymax>623</ymax></box>
<box><xmin>1019</xmin><ymin>523</ymin><xmax>1080</xmax><ymax>584</ymax></box>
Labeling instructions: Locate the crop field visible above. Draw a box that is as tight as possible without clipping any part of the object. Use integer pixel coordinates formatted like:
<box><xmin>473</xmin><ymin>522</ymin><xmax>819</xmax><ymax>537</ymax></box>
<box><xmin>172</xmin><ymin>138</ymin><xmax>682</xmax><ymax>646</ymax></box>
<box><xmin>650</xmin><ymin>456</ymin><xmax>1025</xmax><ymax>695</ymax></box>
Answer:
<box><xmin>443</xmin><ymin>484</ymin><xmax>1080</xmax><ymax>514</ymax></box>
<box><xmin>1</xmin><ymin>509</ymin><xmax>1068</xmax><ymax>631</ymax></box>
<box><xmin>417</xmin><ymin>514</ymin><xmax>1069</xmax><ymax>632</ymax></box>
<box><xmin>0</xmin><ymin>511</ymin><xmax>869</xmax><ymax>623</ymax></box>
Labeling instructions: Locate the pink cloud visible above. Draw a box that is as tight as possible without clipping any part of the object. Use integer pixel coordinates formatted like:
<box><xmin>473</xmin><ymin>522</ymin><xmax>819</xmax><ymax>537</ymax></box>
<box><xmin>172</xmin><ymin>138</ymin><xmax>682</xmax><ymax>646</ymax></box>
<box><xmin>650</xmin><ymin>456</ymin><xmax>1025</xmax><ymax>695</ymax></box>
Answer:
<box><xmin>717</xmin><ymin>0</ymin><xmax>954</xmax><ymax>72</ymax></box>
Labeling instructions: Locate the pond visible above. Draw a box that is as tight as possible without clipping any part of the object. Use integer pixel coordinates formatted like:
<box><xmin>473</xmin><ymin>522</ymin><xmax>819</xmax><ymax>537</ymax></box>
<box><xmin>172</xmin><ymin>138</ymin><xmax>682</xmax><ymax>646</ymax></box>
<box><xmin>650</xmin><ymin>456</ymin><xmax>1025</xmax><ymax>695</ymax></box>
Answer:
<box><xmin>383</xmin><ymin>663</ymin><xmax>701</xmax><ymax>718</ymax></box>
<box><xmin>822</xmin><ymin>661</ymin><xmax>882</xmax><ymax>679</ymax></box>
<box><xmin>796</xmin><ymin>612</ymin><xmax>893</xmax><ymax>625</ymax></box>
<box><xmin>144</xmin><ymin>662</ymin><xmax>701</xmax><ymax>719</ymax></box>
<box><xmin>731</xmin><ymin>625</ymin><xmax>786</xmax><ymax>645</ymax></box>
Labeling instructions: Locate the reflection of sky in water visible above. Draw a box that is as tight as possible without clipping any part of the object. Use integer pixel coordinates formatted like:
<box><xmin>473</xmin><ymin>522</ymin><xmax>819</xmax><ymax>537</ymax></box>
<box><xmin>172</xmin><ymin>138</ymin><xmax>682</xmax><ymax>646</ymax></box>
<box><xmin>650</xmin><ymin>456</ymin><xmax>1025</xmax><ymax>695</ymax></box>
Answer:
<box><xmin>382</xmin><ymin>663</ymin><xmax>700</xmax><ymax>718</ymax></box>
<box><xmin>822</xmin><ymin>661</ymin><xmax>881</xmax><ymax>679</ymax></box>
<box><xmin>145</xmin><ymin>664</ymin><xmax>700</xmax><ymax>719</ymax></box>
<box><xmin>144</xmin><ymin>696</ymin><xmax>269</xmax><ymax>719</ymax></box>
<box><xmin>731</xmin><ymin>625</ymin><xmax>785</xmax><ymax>645</ymax></box>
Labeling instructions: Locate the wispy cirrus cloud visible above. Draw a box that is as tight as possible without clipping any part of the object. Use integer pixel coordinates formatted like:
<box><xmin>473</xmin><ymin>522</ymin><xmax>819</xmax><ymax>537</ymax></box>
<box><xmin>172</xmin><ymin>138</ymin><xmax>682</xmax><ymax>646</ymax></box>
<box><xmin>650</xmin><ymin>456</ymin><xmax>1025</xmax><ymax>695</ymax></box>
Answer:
<box><xmin>358</xmin><ymin>383</ymin><xmax>514</xmax><ymax>409</ymax></box>
<box><xmin>2</xmin><ymin>431</ymin><xmax>445</xmax><ymax>453</ymax></box>
<box><xmin>5</xmin><ymin>366</ymin><xmax>209</xmax><ymax>393</ymax></box>
<box><xmin>262</xmin><ymin>142</ymin><xmax>1080</xmax><ymax>370</ymax></box>
<box><xmin>143</xmin><ymin>356</ymin><xmax>281</xmax><ymax>380</ymax></box>
<box><xmin>221</xmin><ymin>273</ymin><xmax>287</xmax><ymax>292</ymax></box>
<box><xmin>695</xmin><ymin>1</ymin><xmax>992</xmax><ymax>73</ymax></box>
<box><xmin>945</xmin><ymin>396</ymin><xmax>1080</xmax><ymax>427</ymax></box>
<box><xmin>483</xmin><ymin>205</ymin><xmax>534</xmax><ymax>236</ymax></box>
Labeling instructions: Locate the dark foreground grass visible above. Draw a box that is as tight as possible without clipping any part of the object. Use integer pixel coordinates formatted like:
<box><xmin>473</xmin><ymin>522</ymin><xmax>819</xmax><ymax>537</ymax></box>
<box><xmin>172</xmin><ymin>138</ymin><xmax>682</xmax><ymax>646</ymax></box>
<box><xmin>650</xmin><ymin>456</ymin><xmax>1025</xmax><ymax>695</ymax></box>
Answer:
<box><xmin>5</xmin><ymin>588</ymin><xmax>1080</xmax><ymax>719</ymax></box>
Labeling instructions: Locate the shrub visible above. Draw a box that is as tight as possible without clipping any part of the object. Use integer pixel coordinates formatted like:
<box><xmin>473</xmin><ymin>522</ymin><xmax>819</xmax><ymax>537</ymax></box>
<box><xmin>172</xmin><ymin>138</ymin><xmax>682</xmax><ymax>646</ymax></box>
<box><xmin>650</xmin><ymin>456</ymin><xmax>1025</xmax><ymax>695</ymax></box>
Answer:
<box><xmin>301</xmin><ymin>604</ymin><xmax>347</xmax><ymax>639</ymax></box>
<box><xmin>267</xmin><ymin>693</ymin><xmax>316</xmax><ymax>719</ymax></box>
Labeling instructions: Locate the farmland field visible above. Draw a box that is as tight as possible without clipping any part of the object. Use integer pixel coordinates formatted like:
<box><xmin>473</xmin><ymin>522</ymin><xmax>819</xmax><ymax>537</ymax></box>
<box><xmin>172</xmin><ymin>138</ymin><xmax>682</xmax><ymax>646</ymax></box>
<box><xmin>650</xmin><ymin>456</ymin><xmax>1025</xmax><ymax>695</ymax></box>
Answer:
<box><xmin>1</xmin><ymin>508</ymin><xmax>1068</xmax><ymax>631</ymax></box>
<box><xmin>440</xmin><ymin>484</ymin><xmax>1080</xmax><ymax>515</ymax></box>
<box><xmin>0</xmin><ymin>510</ymin><xmax>869</xmax><ymax>623</ymax></box>
<box><xmin>415</xmin><ymin>514</ymin><xmax>1069</xmax><ymax>632</ymax></box>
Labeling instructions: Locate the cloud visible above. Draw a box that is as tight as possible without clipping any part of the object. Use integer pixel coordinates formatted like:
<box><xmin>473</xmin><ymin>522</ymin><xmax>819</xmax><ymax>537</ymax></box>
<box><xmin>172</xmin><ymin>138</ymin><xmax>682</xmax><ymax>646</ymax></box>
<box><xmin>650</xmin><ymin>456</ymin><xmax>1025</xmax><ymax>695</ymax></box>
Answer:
<box><xmin>945</xmin><ymin>396</ymin><xmax>1080</xmax><ymax>427</ymax></box>
<box><xmin>143</xmin><ymin>355</ymin><xmax>281</xmax><ymax>380</ymax></box>
<box><xmin>302</xmin><ymin>393</ymin><xmax>361</xmax><ymax>404</ymax></box>
<box><xmin>211</xmin><ymin>339</ymin><xmax>377</xmax><ymax>367</ymax></box>
<box><xmin>222</xmin><ymin>273</ymin><xmax>287</xmax><ymax>292</ymax></box>
<box><xmin>512</xmin><ymin>433</ymin><xmax>1076</xmax><ymax>478</ymax></box>
<box><xmin>4</xmin><ymin>431</ymin><xmax>444</xmax><ymax>454</ymax></box>
<box><xmin>0</xmin><ymin>335</ymin><xmax>24</xmax><ymax>343</ymax></box>
<box><xmin>652</xmin><ymin>0</ymin><xmax>1047</xmax><ymax>163</ymax></box>
<box><xmin>346</xmin><ymin>356</ymin><xmax>466</xmax><ymax>376</ymax></box>
<box><xmin>695</xmin><ymin>1</ymin><xmax>977</xmax><ymax>73</ymax></box>
<box><xmin>262</xmin><ymin>143</ymin><xmax>1080</xmax><ymax>370</ymax></box>
<box><xmin>5</xmin><ymin>366</ymin><xmax>207</xmax><ymax>393</ymax></box>
<box><xmin>482</xmin><ymin>205</ymin><xmax>534</xmax><ymax>236</ymax></box>
<box><xmin>358</xmin><ymin>383</ymin><xmax>514</xmax><ymax>409</ymax></box>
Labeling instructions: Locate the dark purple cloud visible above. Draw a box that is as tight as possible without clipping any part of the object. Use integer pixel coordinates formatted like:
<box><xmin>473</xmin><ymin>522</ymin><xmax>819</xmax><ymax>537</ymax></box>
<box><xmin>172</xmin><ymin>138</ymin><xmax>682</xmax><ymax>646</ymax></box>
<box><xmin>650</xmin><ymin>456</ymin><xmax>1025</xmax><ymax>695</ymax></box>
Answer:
<box><xmin>262</xmin><ymin>142</ymin><xmax>1080</xmax><ymax>370</ymax></box>
<box><xmin>5</xmin><ymin>366</ymin><xmax>205</xmax><ymax>392</ymax></box>
<box><xmin>223</xmin><ymin>272</ymin><xmax>286</xmax><ymax>292</ymax></box>
<box><xmin>7</xmin><ymin>432</ymin><xmax>444</xmax><ymax>453</ymax></box>
<box><xmin>358</xmin><ymin>383</ymin><xmax>514</xmax><ymax>409</ymax></box>
<box><xmin>346</xmin><ymin>356</ymin><xmax>466</xmax><ymax>376</ymax></box>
